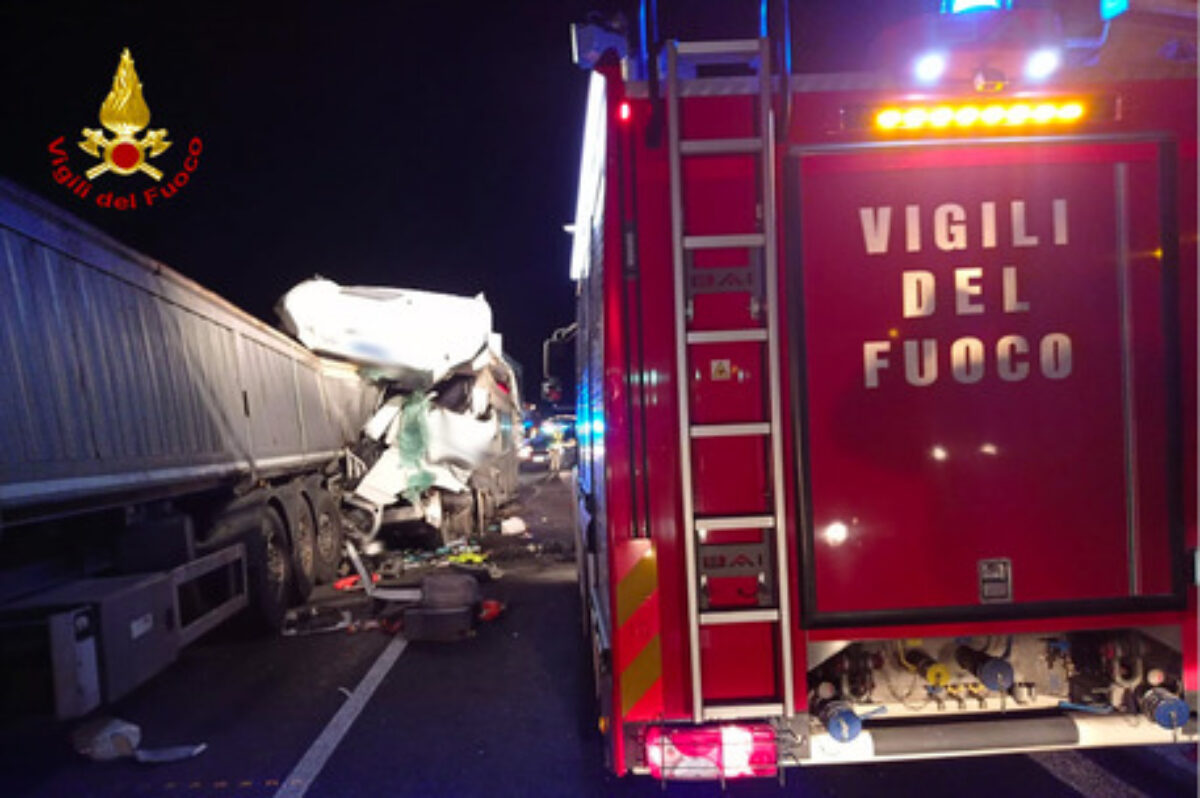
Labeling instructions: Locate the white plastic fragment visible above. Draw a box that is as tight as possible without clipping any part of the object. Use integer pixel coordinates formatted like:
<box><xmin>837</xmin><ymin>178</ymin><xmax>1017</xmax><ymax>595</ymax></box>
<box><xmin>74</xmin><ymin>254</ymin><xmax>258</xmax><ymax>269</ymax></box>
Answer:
<box><xmin>71</xmin><ymin>717</ymin><xmax>207</xmax><ymax>764</ymax></box>
<box><xmin>353</xmin><ymin>448</ymin><xmax>408</xmax><ymax>506</ymax></box>
<box><xmin>72</xmin><ymin>717</ymin><xmax>140</xmax><ymax>762</ymax></box>
<box><xmin>362</xmin><ymin>402</ymin><xmax>401</xmax><ymax>443</ymax></box>
<box><xmin>500</xmin><ymin>517</ymin><xmax>527</xmax><ymax>536</ymax></box>
<box><xmin>133</xmin><ymin>743</ymin><xmax>209</xmax><ymax>764</ymax></box>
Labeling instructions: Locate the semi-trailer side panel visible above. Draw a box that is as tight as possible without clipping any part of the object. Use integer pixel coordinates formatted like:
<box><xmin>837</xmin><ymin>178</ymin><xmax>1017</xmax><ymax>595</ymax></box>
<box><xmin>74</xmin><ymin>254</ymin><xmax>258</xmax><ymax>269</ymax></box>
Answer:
<box><xmin>0</xmin><ymin>179</ymin><xmax>378</xmax><ymax>519</ymax></box>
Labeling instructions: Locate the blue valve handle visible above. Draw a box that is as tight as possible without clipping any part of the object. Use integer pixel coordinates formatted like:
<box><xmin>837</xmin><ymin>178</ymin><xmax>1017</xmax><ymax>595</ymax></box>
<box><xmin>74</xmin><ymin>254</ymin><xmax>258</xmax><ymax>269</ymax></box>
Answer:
<box><xmin>820</xmin><ymin>703</ymin><xmax>888</xmax><ymax>743</ymax></box>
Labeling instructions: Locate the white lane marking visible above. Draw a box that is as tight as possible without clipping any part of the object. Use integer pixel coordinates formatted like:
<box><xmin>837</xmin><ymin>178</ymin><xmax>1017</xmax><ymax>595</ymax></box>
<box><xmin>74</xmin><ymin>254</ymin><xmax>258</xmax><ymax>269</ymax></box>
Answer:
<box><xmin>1143</xmin><ymin>744</ymin><xmax>1199</xmax><ymax>778</ymax></box>
<box><xmin>274</xmin><ymin>635</ymin><xmax>408</xmax><ymax>798</ymax></box>
<box><xmin>1027</xmin><ymin>751</ymin><xmax>1150</xmax><ymax>798</ymax></box>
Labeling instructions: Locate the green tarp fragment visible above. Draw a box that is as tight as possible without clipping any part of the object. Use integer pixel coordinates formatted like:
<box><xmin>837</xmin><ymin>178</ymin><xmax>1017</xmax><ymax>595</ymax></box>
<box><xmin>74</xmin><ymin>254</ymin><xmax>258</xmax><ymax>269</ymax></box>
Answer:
<box><xmin>395</xmin><ymin>392</ymin><xmax>435</xmax><ymax>503</ymax></box>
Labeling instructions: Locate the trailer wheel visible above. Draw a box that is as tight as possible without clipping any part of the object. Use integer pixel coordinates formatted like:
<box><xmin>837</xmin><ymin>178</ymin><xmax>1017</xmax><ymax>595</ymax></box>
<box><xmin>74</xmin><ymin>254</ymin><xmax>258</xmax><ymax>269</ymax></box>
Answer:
<box><xmin>284</xmin><ymin>495</ymin><xmax>317</xmax><ymax>603</ymax></box>
<box><xmin>308</xmin><ymin>485</ymin><xmax>344</xmax><ymax>584</ymax></box>
<box><xmin>247</xmin><ymin>505</ymin><xmax>292</xmax><ymax>632</ymax></box>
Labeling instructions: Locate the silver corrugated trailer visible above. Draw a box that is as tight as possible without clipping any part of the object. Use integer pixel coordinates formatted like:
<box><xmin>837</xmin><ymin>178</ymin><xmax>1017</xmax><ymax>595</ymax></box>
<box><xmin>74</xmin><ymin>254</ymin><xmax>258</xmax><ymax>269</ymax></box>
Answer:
<box><xmin>0</xmin><ymin>179</ymin><xmax>380</xmax><ymax>716</ymax></box>
<box><xmin>0</xmin><ymin>179</ymin><xmax>375</xmax><ymax>514</ymax></box>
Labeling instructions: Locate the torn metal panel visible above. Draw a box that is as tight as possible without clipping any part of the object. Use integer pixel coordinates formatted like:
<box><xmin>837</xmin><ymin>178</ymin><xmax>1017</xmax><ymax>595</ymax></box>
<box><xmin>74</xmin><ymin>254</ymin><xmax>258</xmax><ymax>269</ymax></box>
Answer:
<box><xmin>425</xmin><ymin>406</ymin><xmax>497</xmax><ymax>469</ymax></box>
<box><xmin>352</xmin><ymin>448</ymin><xmax>409</xmax><ymax>507</ymax></box>
<box><xmin>361</xmin><ymin>402</ymin><xmax>401</xmax><ymax>443</ymax></box>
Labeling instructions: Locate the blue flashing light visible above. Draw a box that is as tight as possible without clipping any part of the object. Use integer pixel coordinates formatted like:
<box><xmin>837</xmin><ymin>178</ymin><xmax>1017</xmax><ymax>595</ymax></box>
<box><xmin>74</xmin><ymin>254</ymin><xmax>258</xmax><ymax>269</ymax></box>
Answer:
<box><xmin>638</xmin><ymin>1</ymin><xmax>649</xmax><ymax>80</ymax></box>
<box><xmin>1100</xmin><ymin>0</ymin><xmax>1129</xmax><ymax>20</ymax></box>
<box><xmin>941</xmin><ymin>0</ymin><xmax>1009</xmax><ymax>13</ymax></box>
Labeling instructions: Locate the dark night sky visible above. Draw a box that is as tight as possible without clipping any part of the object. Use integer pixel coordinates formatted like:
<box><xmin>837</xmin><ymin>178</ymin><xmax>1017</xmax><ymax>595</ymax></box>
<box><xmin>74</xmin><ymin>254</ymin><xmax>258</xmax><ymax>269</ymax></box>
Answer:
<box><xmin>0</xmin><ymin>1</ymin><xmax>593</xmax><ymax>396</ymax></box>
<box><xmin>0</xmin><ymin>1</ymin><xmax>952</xmax><ymax>396</ymax></box>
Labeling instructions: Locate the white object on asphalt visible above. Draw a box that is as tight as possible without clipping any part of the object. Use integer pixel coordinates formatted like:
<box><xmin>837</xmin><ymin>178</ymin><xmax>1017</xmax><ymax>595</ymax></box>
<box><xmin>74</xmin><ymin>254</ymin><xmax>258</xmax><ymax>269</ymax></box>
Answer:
<box><xmin>500</xmin><ymin>517</ymin><xmax>527</xmax><ymax>536</ymax></box>
<box><xmin>71</xmin><ymin>717</ymin><xmax>207</xmax><ymax>764</ymax></box>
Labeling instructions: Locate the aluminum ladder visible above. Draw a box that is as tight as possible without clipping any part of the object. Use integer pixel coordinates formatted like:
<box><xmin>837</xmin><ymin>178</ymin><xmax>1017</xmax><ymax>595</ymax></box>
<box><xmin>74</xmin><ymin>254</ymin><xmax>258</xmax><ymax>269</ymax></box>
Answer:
<box><xmin>667</xmin><ymin>38</ymin><xmax>794</xmax><ymax>723</ymax></box>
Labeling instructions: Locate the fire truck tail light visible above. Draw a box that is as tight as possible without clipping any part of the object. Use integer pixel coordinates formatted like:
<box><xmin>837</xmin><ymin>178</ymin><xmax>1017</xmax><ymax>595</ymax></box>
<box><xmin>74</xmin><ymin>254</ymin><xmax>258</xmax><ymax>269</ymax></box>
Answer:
<box><xmin>873</xmin><ymin>100</ymin><xmax>1087</xmax><ymax>132</ymax></box>
<box><xmin>644</xmin><ymin>724</ymin><xmax>777</xmax><ymax>780</ymax></box>
<box><xmin>618</xmin><ymin>101</ymin><xmax>631</xmax><ymax>122</ymax></box>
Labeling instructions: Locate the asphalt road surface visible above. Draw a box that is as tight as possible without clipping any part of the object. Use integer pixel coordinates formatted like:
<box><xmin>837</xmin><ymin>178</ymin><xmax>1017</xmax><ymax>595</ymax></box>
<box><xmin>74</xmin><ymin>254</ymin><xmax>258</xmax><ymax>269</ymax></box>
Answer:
<box><xmin>2</xmin><ymin>471</ymin><xmax>1195</xmax><ymax>797</ymax></box>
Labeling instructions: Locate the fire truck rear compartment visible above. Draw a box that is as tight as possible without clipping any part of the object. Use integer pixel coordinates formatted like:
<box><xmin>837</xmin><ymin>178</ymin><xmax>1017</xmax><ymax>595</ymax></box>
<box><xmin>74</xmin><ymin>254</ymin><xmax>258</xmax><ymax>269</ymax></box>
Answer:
<box><xmin>804</xmin><ymin>628</ymin><xmax>1194</xmax><ymax>744</ymax></box>
<box><xmin>624</xmin><ymin>626</ymin><xmax>1193</xmax><ymax>777</ymax></box>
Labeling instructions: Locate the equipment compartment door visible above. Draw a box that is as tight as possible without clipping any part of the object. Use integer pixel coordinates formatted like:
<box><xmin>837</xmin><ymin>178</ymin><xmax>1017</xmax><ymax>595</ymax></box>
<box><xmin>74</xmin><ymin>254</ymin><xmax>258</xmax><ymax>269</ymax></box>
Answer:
<box><xmin>790</xmin><ymin>139</ymin><xmax>1186</xmax><ymax>623</ymax></box>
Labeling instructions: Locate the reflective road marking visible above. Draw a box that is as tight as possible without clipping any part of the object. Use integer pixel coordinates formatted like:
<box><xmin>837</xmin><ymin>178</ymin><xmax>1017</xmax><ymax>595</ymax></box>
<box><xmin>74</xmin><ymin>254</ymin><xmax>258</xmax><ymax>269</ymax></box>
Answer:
<box><xmin>273</xmin><ymin>635</ymin><xmax>408</xmax><ymax>798</ymax></box>
<box><xmin>1028</xmin><ymin>751</ymin><xmax>1149</xmax><ymax>798</ymax></box>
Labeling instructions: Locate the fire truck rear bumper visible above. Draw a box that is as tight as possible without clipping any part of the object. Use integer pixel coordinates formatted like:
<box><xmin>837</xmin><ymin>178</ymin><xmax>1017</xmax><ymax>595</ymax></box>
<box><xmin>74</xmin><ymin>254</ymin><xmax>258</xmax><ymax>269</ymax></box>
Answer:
<box><xmin>806</xmin><ymin>710</ymin><xmax>1198</xmax><ymax>764</ymax></box>
<box><xmin>632</xmin><ymin>708</ymin><xmax>1197</xmax><ymax>778</ymax></box>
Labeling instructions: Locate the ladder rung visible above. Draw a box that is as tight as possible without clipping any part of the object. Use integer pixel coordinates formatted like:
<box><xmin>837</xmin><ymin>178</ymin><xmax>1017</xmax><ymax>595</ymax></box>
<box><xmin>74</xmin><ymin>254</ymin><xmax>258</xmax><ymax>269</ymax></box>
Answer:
<box><xmin>701</xmin><ymin>703</ymin><xmax>785</xmax><ymax>722</ymax></box>
<box><xmin>680</xmin><ymin>138</ymin><xmax>763</xmax><ymax>156</ymax></box>
<box><xmin>683</xmin><ymin>233</ymin><xmax>765</xmax><ymax>251</ymax></box>
<box><xmin>700</xmin><ymin>609</ymin><xmax>780</xmax><ymax>625</ymax></box>
<box><xmin>695</xmin><ymin>515</ymin><xmax>775</xmax><ymax>532</ymax></box>
<box><xmin>687</xmin><ymin>329</ymin><xmax>768</xmax><ymax>344</ymax></box>
<box><xmin>691</xmin><ymin>423</ymin><xmax>770</xmax><ymax>439</ymax></box>
<box><xmin>676</xmin><ymin>40</ymin><xmax>761</xmax><ymax>57</ymax></box>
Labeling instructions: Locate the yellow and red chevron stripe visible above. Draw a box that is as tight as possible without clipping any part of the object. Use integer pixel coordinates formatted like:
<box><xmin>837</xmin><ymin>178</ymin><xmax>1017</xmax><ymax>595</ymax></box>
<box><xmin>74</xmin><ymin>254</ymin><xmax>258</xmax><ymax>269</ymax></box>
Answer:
<box><xmin>614</xmin><ymin>539</ymin><xmax>663</xmax><ymax>719</ymax></box>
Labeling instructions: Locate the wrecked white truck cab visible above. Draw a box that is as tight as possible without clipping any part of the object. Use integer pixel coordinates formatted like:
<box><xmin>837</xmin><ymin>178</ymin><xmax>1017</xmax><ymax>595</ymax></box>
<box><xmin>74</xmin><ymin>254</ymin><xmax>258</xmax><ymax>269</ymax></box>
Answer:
<box><xmin>278</xmin><ymin>278</ymin><xmax>523</xmax><ymax>551</ymax></box>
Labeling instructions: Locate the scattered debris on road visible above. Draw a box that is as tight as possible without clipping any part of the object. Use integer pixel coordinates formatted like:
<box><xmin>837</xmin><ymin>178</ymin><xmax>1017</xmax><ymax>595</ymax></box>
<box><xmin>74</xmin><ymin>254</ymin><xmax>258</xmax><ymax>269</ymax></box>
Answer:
<box><xmin>71</xmin><ymin>717</ymin><xmax>207</xmax><ymax>764</ymax></box>
<box><xmin>500</xmin><ymin>517</ymin><xmax>527</xmax><ymax>536</ymax></box>
<box><xmin>279</xmin><ymin>472</ymin><xmax>568</xmax><ymax>644</ymax></box>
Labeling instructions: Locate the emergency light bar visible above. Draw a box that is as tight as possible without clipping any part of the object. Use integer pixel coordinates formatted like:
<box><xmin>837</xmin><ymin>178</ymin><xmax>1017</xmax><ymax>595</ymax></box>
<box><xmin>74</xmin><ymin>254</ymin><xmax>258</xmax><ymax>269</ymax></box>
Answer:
<box><xmin>840</xmin><ymin>97</ymin><xmax>1109</xmax><ymax>135</ymax></box>
<box><xmin>876</xmin><ymin>100</ymin><xmax>1085</xmax><ymax>131</ymax></box>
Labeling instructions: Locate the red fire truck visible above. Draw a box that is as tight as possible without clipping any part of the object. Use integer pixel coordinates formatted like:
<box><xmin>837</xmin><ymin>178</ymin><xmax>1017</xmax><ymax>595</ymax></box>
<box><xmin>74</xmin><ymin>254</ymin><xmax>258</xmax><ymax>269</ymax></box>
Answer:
<box><xmin>566</xmin><ymin>0</ymin><xmax>1197</xmax><ymax>780</ymax></box>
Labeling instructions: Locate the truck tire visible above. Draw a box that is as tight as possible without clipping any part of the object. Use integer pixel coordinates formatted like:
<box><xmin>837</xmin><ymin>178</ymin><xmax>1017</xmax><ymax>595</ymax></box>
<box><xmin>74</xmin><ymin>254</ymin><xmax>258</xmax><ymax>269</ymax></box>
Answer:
<box><xmin>306</xmin><ymin>480</ymin><xmax>344</xmax><ymax>584</ymax></box>
<box><xmin>246</xmin><ymin>505</ymin><xmax>292</xmax><ymax>632</ymax></box>
<box><xmin>278</xmin><ymin>486</ymin><xmax>316</xmax><ymax>603</ymax></box>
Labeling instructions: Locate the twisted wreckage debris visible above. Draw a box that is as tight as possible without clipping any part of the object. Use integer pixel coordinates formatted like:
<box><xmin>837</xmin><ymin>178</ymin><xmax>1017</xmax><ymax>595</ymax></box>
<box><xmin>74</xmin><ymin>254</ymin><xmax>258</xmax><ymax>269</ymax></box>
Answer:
<box><xmin>277</xmin><ymin>278</ymin><xmax>525</xmax><ymax>641</ymax></box>
<box><xmin>278</xmin><ymin>277</ymin><xmax>523</xmax><ymax>552</ymax></box>
<box><xmin>282</xmin><ymin>541</ymin><xmax>505</xmax><ymax>641</ymax></box>
<box><xmin>278</xmin><ymin>277</ymin><xmax>532</xmax><ymax>638</ymax></box>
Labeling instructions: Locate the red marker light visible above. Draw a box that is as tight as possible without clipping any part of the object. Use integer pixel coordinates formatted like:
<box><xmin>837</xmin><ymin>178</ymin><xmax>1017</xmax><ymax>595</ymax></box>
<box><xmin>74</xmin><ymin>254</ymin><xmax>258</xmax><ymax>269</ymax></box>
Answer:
<box><xmin>618</xmin><ymin>101</ymin><xmax>631</xmax><ymax>122</ymax></box>
<box><xmin>644</xmin><ymin>724</ymin><xmax>777</xmax><ymax>780</ymax></box>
